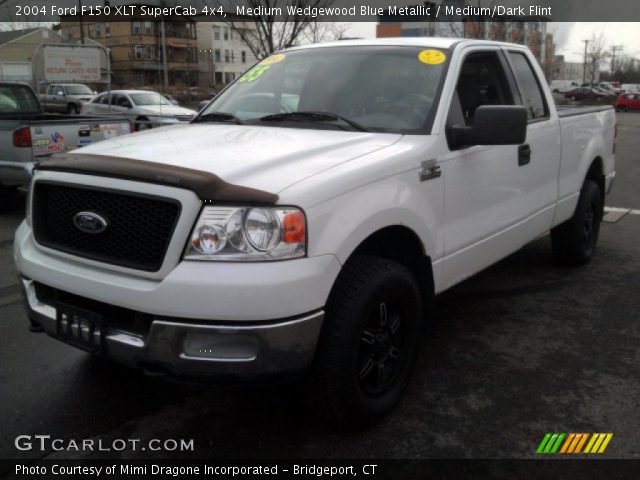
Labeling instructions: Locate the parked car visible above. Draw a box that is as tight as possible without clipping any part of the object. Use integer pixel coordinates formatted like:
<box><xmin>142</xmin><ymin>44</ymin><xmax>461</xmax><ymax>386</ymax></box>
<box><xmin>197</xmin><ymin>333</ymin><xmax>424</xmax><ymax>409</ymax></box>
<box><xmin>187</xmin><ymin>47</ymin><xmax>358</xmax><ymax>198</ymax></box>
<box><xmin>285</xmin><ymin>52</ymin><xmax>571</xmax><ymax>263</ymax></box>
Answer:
<box><xmin>598</xmin><ymin>82</ymin><xmax>621</xmax><ymax>93</ymax></box>
<box><xmin>38</xmin><ymin>83</ymin><xmax>96</xmax><ymax>114</ymax></box>
<box><xmin>616</xmin><ymin>93</ymin><xmax>640</xmax><ymax>111</ymax></box>
<box><xmin>81</xmin><ymin>90</ymin><xmax>197</xmax><ymax>130</ymax></box>
<box><xmin>15</xmin><ymin>39</ymin><xmax>616</xmax><ymax>425</ymax></box>
<box><xmin>564</xmin><ymin>87</ymin><xmax>609</xmax><ymax>101</ymax></box>
<box><xmin>620</xmin><ymin>83</ymin><xmax>640</xmax><ymax>94</ymax></box>
<box><xmin>198</xmin><ymin>93</ymin><xmax>218</xmax><ymax>111</ymax></box>
<box><xmin>0</xmin><ymin>81</ymin><xmax>130</xmax><ymax>203</ymax></box>
<box><xmin>593</xmin><ymin>87</ymin><xmax>616</xmax><ymax>98</ymax></box>
<box><xmin>550</xmin><ymin>80</ymin><xmax>580</xmax><ymax>93</ymax></box>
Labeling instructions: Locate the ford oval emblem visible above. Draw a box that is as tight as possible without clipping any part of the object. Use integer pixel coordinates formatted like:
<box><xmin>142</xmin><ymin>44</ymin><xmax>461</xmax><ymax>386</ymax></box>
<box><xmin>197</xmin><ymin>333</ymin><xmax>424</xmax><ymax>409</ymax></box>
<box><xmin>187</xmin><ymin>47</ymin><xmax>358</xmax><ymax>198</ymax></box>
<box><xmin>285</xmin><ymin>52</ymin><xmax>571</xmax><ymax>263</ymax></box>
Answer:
<box><xmin>73</xmin><ymin>211</ymin><xmax>109</xmax><ymax>234</ymax></box>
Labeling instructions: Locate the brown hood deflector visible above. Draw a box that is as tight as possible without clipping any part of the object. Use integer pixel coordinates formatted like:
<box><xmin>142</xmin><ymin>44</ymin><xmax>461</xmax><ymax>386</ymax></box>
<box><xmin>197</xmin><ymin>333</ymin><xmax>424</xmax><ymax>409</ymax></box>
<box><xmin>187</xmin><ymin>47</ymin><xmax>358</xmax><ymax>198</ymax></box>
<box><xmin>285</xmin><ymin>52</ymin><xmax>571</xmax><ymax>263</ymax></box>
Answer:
<box><xmin>35</xmin><ymin>153</ymin><xmax>279</xmax><ymax>205</ymax></box>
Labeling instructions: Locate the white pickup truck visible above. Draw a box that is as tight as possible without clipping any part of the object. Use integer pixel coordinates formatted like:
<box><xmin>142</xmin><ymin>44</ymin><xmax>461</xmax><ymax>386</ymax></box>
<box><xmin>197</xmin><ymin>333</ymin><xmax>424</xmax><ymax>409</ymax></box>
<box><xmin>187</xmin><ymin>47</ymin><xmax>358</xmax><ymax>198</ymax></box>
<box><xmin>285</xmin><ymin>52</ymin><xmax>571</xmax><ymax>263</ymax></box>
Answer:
<box><xmin>14</xmin><ymin>39</ymin><xmax>616</xmax><ymax>425</ymax></box>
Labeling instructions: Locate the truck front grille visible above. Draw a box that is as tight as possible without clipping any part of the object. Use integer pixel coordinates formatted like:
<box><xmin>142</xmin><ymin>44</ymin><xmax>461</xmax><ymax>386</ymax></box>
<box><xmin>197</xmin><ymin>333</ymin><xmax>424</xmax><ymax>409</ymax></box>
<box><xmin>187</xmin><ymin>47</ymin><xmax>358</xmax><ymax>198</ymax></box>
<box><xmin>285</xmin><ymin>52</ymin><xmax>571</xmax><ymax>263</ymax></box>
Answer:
<box><xmin>32</xmin><ymin>182</ymin><xmax>181</xmax><ymax>272</ymax></box>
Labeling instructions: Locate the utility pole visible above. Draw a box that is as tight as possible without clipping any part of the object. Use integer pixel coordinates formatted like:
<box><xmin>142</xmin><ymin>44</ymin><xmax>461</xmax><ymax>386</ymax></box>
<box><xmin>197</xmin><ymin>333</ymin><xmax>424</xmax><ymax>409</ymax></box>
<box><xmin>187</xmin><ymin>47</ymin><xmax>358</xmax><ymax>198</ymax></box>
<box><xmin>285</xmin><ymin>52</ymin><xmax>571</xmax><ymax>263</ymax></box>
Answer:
<box><xmin>610</xmin><ymin>45</ymin><xmax>623</xmax><ymax>79</ymax></box>
<box><xmin>160</xmin><ymin>19</ymin><xmax>169</xmax><ymax>89</ymax></box>
<box><xmin>582</xmin><ymin>39</ymin><xmax>589</xmax><ymax>84</ymax></box>
<box><xmin>77</xmin><ymin>0</ymin><xmax>84</xmax><ymax>44</ymax></box>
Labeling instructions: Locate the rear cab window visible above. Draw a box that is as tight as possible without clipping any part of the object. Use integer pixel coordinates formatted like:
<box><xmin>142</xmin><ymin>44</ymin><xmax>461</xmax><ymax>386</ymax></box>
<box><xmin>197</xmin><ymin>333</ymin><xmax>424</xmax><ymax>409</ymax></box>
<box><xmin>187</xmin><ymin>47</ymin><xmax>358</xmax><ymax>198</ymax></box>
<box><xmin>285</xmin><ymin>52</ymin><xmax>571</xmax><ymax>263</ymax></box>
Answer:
<box><xmin>507</xmin><ymin>51</ymin><xmax>549</xmax><ymax>121</ymax></box>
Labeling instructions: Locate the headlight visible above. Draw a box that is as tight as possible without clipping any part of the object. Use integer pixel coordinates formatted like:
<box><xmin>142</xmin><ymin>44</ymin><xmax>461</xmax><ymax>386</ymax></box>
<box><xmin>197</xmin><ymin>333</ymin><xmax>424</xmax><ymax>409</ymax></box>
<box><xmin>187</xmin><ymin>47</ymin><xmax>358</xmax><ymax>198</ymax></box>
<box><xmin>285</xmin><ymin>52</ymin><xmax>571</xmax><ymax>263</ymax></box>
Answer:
<box><xmin>184</xmin><ymin>206</ymin><xmax>306</xmax><ymax>261</ymax></box>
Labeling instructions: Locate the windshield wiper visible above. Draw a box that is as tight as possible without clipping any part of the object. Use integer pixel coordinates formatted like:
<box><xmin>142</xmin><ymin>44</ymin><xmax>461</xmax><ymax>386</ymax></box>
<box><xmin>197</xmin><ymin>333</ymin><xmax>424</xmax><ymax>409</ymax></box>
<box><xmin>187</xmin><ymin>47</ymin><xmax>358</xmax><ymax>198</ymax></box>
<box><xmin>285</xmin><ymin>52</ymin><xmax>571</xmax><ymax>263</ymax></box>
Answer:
<box><xmin>193</xmin><ymin>112</ymin><xmax>244</xmax><ymax>124</ymax></box>
<box><xmin>259</xmin><ymin>111</ymin><xmax>369</xmax><ymax>132</ymax></box>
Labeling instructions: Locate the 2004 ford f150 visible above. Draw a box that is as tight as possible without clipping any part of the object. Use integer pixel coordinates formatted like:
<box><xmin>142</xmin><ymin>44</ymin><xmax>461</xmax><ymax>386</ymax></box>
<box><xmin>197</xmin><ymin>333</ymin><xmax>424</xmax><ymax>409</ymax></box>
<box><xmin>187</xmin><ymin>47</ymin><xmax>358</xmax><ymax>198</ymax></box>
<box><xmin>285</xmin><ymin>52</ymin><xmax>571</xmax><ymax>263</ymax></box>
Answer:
<box><xmin>14</xmin><ymin>39</ymin><xmax>616</xmax><ymax>425</ymax></box>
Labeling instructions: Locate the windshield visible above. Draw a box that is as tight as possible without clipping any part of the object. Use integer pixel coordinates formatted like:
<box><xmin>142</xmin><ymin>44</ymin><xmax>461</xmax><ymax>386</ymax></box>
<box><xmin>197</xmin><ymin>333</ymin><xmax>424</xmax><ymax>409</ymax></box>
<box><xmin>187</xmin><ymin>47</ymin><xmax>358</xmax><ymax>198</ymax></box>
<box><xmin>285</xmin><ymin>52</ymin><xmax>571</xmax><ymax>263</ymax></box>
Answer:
<box><xmin>65</xmin><ymin>85</ymin><xmax>93</xmax><ymax>95</ymax></box>
<box><xmin>0</xmin><ymin>84</ymin><xmax>40</xmax><ymax>114</ymax></box>
<box><xmin>201</xmin><ymin>46</ymin><xmax>449</xmax><ymax>133</ymax></box>
<box><xmin>129</xmin><ymin>92</ymin><xmax>172</xmax><ymax>106</ymax></box>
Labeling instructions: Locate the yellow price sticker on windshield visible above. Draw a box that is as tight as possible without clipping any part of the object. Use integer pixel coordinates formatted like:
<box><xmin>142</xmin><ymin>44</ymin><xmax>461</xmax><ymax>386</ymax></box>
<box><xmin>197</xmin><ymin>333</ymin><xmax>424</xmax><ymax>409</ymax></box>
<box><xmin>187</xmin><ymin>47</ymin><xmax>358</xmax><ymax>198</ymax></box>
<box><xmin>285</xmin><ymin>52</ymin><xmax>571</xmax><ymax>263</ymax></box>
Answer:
<box><xmin>260</xmin><ymin>53</ymin><xmax>286</xmax><ymax>65</ymax></box>
<box><xmin>418</xmin><ymin>49</ymin><xmax>446</xmax><ymax>65</ymax></box>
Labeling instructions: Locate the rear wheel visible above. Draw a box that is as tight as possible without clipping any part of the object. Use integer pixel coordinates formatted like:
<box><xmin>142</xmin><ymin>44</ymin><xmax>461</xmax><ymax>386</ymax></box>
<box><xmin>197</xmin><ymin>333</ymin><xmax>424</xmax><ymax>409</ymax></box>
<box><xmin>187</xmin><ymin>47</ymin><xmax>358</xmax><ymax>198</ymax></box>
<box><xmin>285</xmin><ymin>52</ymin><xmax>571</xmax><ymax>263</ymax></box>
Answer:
<box><xmin>135</xmin><ymin>118</ymin><xmax>152</xmax><ymax>131</ymax></box>
<box><xmin>310</xmin><ymin>255</ymin><xmax>422</xmax><ymax>427</ymax></box>
<box><xmin>617</xmin><ymin>106</ymin><xmax>627</xmax><ymax>112</ymax></box>
<box><xmin>551</xmin><ymin>179</ymin><xmax>603</xmax><ymax>266</ymax></box>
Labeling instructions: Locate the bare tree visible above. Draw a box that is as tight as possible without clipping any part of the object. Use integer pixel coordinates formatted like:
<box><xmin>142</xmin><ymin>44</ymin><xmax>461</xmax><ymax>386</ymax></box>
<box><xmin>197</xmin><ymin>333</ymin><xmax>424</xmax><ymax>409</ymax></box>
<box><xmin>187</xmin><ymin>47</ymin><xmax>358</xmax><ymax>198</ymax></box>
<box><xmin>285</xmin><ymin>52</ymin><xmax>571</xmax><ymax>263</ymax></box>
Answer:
<box><xmin>585</xmin><ymin>32</ymin><xmax>608</xmax><ymax>86</ymax></box>
<box><xmin>201</xmin><ymin>0</ymin><xmax>336</xmax><ymax>60</ymax></box>
<box><xmin>302</xmin><ymin>21</ymin><xmax>350</xmax><ymax>44</ymax></box>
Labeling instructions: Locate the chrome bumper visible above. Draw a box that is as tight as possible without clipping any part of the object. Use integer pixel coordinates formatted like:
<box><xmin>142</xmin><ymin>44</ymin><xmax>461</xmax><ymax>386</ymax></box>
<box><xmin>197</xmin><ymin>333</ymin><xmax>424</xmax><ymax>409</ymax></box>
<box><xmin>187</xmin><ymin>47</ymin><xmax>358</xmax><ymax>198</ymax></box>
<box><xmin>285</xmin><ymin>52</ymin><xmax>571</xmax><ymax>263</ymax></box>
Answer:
<box><xmin>21</xmin><ymin>278</ymin><xmax>324</xmax><ymax>377</ymax></box>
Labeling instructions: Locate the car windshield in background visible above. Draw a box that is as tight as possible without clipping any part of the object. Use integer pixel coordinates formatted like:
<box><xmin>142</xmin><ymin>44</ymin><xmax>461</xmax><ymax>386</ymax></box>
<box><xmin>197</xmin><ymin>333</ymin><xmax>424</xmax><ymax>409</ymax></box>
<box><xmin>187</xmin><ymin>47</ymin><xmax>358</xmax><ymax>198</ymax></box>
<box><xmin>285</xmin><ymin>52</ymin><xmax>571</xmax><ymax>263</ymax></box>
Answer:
<box><xmin>65</xmin><ymin>85</ymin><xmax>93</xmax><ymax>95</ymax></box>
<box><xmin>202</xmin><ymin>46</ymin><xmax>449</xmax><ymax>134</ymax></box>
<box><xmin>129</xmin><ymin>92</ymin><xmax>172</xmax><ymax>106</ymax></box>
<box><xmin>0</xmin><ymin>85</ymin><xmax>40</xmax><ymax>114</ymax></box>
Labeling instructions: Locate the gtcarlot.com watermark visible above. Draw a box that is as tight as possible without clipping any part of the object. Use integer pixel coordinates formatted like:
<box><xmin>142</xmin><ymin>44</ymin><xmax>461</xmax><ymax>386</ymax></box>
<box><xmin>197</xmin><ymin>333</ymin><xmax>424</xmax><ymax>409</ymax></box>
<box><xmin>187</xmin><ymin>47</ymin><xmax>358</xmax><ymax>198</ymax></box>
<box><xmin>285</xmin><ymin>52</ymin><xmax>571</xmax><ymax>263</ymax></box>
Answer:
<box><xmin>14</xmin><ymin>435</ymin><xmax>194</xmax><ymax>452</ymax></box>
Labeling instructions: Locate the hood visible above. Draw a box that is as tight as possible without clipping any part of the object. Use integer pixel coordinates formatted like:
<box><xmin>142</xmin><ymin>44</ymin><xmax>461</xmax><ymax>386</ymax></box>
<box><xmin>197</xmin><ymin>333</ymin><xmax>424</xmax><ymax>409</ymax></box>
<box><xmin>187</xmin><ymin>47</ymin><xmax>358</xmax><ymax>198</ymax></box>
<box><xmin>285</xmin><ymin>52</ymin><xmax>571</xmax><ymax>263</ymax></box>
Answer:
<box><xmin>76</xmin><ymin>124</ymin><xmax>403</xmax><ymax>193</ymax></box>
<box><xmin>136</xmin><ymin>105</ymin><xmax>196</xmax><ymax>117</ymax></box>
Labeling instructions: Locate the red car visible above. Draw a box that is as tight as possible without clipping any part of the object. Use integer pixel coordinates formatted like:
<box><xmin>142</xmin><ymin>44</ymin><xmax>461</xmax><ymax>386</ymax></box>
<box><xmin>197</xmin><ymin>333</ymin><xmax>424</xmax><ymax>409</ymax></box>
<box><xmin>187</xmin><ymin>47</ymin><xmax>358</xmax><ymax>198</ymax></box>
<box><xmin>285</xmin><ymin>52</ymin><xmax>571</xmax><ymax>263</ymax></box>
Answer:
<box><xmin>616</xmin><ymin>93</ymin><xmax>640</xmax><ymax>111</ymax></box>
<box><xmin>564</xmin><ymin>87</ymin><xmax>608</xmax><ymax>101</ymax></box>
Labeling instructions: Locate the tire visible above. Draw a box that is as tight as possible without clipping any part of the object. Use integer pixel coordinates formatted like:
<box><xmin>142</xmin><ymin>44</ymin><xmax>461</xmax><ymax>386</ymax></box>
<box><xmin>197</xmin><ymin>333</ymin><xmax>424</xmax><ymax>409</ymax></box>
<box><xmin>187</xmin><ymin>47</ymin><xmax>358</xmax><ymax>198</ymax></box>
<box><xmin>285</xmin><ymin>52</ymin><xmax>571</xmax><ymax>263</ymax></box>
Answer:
<box><xmin>135</xmin><ymin>119</ymin><xmax>152</xmax><ymax>131</ymax></box>
<box><xmin>67</xmin><ymin>103</ymin><xmax>79</xmax><ymax>115</ymax></box>
<box><xmin>551</xmin><ymin>179</ymin><xmax>603</xmax><ymax>266</ymax></box>
<box><xmin>309</xmin><ymin>255</ymin><xmax>422</xmax><ymax>427</ymax></box>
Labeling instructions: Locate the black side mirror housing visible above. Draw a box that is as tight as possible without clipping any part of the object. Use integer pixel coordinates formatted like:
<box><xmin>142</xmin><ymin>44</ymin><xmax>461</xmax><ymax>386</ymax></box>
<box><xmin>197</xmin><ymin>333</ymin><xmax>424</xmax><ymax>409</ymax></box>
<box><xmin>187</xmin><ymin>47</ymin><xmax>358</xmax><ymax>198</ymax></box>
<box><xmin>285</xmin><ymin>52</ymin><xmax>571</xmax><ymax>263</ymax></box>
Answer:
<box><xmin>449</xmin><ymin>105</ymin><xmax>527</xmax><ymax>149</ymax></box>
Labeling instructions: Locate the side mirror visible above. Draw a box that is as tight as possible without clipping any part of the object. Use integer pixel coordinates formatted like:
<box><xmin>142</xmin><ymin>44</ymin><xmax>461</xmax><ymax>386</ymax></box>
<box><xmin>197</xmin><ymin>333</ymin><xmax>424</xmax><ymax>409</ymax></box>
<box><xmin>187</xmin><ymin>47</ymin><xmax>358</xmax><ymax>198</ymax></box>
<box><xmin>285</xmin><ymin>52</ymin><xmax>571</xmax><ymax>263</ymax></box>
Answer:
<box><xmin>449</xmin><ymin>105</ymin><xmax>527</xmax><ymax>149</ymax></box>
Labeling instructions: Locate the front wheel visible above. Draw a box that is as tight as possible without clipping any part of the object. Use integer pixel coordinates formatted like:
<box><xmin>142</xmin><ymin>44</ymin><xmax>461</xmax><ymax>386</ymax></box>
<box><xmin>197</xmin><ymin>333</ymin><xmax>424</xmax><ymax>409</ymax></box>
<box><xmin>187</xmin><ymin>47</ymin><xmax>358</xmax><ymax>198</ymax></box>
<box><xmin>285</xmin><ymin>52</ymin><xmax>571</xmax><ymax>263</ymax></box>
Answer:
<box><xmin>309</xmin><ymin>255</ymin><xmax>422</xmax><ymax>427</ymax></box>
<box><xmin>67</xmin><ymin>103</ymin><xmax>79</xmax><ymax>115</ymax></box>
<box><xmin>551</xmin><ymin>179</ymin><xmax>603</xmax><ymax>266</ymax></box>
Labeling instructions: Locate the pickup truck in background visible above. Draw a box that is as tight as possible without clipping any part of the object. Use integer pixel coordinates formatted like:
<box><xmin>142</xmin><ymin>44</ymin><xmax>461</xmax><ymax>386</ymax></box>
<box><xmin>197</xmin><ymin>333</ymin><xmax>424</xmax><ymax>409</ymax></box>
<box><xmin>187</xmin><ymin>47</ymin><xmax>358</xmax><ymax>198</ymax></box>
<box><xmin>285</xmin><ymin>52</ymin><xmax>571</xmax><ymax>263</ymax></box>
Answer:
<box><xmin>14</xmin><ymin>39</ymin><xmax>616</xmax><ymax>426</ymax></box>
<box><xmin>38</xmin><ymin>83</ymin><xmax>96</xmax><ymax>115</ymax></box>
<box><xmin>0</xmin><ymin>82</ymin><xmax>131</xmax><ymax>204</ymax></box>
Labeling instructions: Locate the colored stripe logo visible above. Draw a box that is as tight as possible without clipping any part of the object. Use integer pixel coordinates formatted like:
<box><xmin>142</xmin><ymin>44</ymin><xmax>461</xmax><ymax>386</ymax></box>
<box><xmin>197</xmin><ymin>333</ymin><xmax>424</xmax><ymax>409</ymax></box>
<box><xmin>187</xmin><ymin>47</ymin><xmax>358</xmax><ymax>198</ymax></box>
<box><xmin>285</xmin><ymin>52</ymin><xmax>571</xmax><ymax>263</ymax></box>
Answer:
<box><xmin>537</xmin><ymin>433</ymin><xmax>613</xmax><ymax>454</ymax></box>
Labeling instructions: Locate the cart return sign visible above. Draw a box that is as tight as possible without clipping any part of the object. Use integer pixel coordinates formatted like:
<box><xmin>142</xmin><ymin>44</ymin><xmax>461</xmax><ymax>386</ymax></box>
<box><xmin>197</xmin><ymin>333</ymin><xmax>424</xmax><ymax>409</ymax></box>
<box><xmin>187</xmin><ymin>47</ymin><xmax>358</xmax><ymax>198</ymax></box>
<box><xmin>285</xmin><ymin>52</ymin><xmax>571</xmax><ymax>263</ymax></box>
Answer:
<box><xmin>44</xmin><ymin>46</ymin><xmax>100</xmax><ymax>82</ymax></box>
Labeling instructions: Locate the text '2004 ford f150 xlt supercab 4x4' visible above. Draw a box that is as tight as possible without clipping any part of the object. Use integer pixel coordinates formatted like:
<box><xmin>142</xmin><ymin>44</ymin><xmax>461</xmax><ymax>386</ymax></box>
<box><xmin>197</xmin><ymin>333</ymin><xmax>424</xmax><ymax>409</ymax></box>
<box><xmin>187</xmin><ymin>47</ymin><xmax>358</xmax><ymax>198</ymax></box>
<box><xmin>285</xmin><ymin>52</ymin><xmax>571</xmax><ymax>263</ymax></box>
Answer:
<box><xmin>14</xmin><ymin>39</ymin><xmax>616</xmax><ymax>425</ymax></box>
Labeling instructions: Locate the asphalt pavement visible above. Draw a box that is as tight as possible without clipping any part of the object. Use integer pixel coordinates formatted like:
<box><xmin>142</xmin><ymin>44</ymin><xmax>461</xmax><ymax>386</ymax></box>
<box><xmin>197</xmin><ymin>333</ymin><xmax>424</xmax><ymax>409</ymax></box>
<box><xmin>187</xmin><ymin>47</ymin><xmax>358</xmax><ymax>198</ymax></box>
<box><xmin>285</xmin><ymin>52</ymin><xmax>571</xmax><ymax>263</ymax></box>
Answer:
<box><xmin>1</xmin><ymin>113</ymin><xmax>639</xmax><ymax>461</ymax></box>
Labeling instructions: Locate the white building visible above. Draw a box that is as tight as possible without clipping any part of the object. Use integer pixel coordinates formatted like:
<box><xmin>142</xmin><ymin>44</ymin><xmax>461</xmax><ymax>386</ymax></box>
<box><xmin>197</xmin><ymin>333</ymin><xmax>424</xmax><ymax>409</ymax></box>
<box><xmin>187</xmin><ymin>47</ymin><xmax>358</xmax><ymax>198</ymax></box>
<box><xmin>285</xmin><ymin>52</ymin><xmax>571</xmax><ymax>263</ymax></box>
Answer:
<box><xmin>197</xmin><ymin>22</ymin><xmax>257</xmax><ymax>88</ymax></box>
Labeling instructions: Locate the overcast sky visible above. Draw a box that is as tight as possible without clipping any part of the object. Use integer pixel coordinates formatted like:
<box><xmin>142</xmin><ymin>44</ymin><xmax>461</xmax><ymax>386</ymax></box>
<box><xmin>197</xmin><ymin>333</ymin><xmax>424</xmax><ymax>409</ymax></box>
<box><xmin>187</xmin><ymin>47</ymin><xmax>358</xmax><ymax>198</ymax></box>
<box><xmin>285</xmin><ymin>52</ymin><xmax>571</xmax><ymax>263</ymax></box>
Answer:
<box><xmin>345</xmin><ymin>22</ymin><xmax>640</xmax><ymax>63</ymax></box>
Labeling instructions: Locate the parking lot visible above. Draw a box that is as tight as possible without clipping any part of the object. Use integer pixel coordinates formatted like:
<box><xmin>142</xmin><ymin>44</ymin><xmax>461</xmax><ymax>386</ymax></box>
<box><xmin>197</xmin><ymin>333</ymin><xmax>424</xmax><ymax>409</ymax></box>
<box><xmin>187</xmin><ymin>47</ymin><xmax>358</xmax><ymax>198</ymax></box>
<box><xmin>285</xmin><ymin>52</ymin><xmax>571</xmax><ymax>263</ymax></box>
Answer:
<box><xmin>1</xmin><ymin>112</ymin><xmax>639</xmax><ymax>461</ymax></box>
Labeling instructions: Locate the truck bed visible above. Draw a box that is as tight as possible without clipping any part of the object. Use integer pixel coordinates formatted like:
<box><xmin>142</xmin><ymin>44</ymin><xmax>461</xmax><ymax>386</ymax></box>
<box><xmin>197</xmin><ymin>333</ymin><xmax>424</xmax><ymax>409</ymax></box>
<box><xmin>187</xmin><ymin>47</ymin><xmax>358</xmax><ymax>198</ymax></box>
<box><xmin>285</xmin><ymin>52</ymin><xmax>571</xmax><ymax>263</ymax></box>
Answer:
<box><xmin>556</xmin><ymin>105</ymin><xmax>614</xmax><ymax>118</ymax></box>
<box><xmin>0</xmin><ymin>113</ymin><xmax>129</xmax><ymax>124</ymax></box>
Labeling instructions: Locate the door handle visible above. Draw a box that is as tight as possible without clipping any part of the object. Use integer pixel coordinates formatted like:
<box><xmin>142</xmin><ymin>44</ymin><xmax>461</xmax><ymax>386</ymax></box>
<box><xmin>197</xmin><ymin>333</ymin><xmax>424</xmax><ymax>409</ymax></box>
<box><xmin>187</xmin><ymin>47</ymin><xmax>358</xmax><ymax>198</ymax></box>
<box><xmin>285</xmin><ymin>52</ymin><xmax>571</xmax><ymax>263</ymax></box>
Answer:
<box><xmin>518</xmin><ymin>144</ymin><xmax>531</xmax><ymax>166</ymax></box>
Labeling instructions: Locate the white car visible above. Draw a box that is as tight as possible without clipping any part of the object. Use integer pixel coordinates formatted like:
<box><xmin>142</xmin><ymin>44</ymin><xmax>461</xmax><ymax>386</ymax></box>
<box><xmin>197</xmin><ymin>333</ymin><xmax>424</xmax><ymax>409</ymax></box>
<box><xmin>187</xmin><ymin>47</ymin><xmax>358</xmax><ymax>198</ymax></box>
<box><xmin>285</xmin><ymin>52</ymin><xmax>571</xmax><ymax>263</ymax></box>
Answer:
<box><xmin>81</xmin><ymin>90</ymin><xmax>197</xmax><ymax>131</ymax></box>
<box><xmin>15</xmin><ymin>39</ymin><xmax>616</xmax><ymax>426</ymax></box>
<box><xmin>549</xmin><ymin>80</ymin><xmax>580</xmax><ymax>93</ymax></box>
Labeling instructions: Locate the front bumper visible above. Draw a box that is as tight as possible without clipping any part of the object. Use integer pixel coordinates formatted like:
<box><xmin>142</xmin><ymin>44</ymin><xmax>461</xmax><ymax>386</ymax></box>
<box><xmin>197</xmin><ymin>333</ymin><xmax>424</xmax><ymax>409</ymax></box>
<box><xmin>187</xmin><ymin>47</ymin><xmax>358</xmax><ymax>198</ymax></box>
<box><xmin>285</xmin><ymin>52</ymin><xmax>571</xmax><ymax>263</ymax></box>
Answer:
<box><xmin>21</xmin><ymin>277</ymin><xmax>324</xmax><ymax>377</ymax></box>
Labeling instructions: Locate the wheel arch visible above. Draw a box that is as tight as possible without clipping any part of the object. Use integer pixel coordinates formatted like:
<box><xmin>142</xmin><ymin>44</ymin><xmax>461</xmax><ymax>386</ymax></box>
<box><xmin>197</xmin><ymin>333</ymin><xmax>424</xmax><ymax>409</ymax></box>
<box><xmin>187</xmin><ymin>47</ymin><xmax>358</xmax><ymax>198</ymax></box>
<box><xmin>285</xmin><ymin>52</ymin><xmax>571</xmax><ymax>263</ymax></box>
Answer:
<box><xmin>585</xmin><ymin>156</ymin><xmax>605</xmax><ymax>208</ymax></box>
<box><xmin>336</xmin><ymin>224</ymin><xmax>435</xmax><ymax>317</ymax></box>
